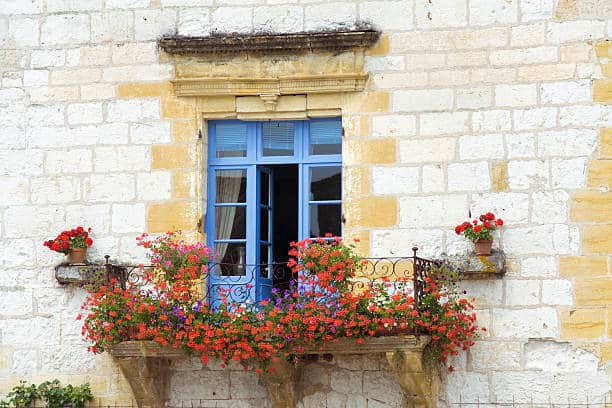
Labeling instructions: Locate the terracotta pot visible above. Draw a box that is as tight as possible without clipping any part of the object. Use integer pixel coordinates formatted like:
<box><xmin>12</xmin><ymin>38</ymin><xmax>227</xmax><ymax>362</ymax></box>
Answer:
<box><xmin>68</xmin><ymin>247</ymin><xmax>87</xmax><ymax>264</ymax></box>
<box><xmin>474</xmin><ymin>239</ymin><xmax>493</xmax><ymax>256</ymax></box>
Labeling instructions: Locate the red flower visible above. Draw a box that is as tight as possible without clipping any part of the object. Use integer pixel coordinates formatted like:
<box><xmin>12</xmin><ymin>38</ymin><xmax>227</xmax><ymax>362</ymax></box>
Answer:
<box><xmin>485</xmin><ymin>212</ymin><xmax>495</xmax><ymax>220</ymax></box>
<box><xmin>85</xmin><ymin>237</ymin><xmax>93</xmax><ymax>246</ymax></box>
<box><xmin>454</xmin><ymin>225</ymin><xmax>462</xmax><ymax>235</ymax></box>
<box><xmin>495</xmin><ymin>219</ymin><xmax>503</xmax><ymax>226</ymax></box>
<box><xmin>473</xmin><ymin>225</ymin><xmax>482</xmax><ymax>233</ymax></box>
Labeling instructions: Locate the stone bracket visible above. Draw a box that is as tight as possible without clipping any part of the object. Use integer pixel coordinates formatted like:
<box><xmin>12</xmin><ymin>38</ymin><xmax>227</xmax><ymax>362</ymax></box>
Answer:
<box><xmin>110</xmin><ymin>336</ymin><xmax>434</xmax><ymax>408</ymax></box>
<box><xmin>442</xmin><ymin>250</ymin><xmax>506</xmax><ymax>280</ymax></box>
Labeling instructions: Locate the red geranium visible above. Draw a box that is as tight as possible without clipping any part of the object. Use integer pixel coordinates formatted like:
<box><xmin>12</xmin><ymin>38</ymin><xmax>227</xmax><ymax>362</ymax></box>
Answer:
<box><xmin>455</xmin><ymin>213</ymin><xmax>504</xmax><ymax>242</ymax></box>
<box><xmin>44</xmin><ymin>226</ymin><xmax>93</xmax><ymax>254</ymax></box>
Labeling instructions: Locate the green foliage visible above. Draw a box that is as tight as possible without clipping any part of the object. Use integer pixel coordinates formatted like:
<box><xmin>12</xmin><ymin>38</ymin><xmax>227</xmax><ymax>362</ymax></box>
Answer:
<box><xmin>0</xmin><ymin>380</ymin><xmax>93</xmax><ymax>408</ymax></box>
<box><xmin>6</xmin><ymin>381</ymin><xmax>38</xmax><ymax>407</ymax></box>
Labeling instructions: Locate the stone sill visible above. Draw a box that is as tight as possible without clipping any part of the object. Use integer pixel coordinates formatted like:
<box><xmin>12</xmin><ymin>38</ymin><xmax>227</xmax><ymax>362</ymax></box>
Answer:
<box><xmin>55</xmin><ymin>259</ymin><xmax>128</xmax><ymax>285</ymax></box>
<box><xmin>159</xmin><ymin>30</ymin><xmax>380</xmax><ymax>55</ymax></box>
<box><xmin>444</xmin><ymin>250</ymin><xmax>506</xmax><ymax>280</ymax></box>
<box><xmin>110</xmin><ymin>336</ymin><xmax>433</xmax><ymax>408</ymax></box>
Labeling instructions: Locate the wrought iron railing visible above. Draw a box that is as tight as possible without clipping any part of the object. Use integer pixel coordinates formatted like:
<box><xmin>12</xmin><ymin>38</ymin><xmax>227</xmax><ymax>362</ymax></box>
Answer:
<box><xmin>99</xmin><ymin>247</ymin><xmax>442</xmax><ymax>309</ymax></box>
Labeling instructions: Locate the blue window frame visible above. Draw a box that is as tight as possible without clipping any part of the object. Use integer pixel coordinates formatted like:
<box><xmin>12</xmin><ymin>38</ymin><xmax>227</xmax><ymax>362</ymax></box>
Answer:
<box><xmin>206</xmin><ymin>118</ymin><xmax>342</xmax><ymax>305</ymax></box>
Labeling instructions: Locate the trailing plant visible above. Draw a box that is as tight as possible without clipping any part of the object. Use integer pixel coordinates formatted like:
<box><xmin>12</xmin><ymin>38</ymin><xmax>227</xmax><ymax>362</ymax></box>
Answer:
<box><xmin>455</xmin><ymin>212</ymin><xmax>503</xmax><ymax>242</ymax></box>
<box><xmin>0</xmin><ymin>380</ymin><xmax>92</xmax><ymax>408</ymax></box>
<box><xmin>81</xmin><ymin>233</ymin><xmax>482</xmax><ymax>372</ymax></box>
<box><xmin>5</xmin><ymin>381</ymin><xmax>38</xmax><ymax>407</ymax></box>
<box><xmin>43</xmin><ymin>226</ymin><xmax>93</xmax><ymax>254</ymax></box>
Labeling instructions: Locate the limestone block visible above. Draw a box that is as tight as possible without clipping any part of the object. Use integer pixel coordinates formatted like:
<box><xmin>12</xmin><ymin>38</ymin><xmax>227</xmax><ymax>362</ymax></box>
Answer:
<box><xmin>507</xmin><ymin>159</ymin><xmax>549</xmax><ymax>190</ymax></box>
<box><xmin>457</xmin><ymin>280</ymin><xmax>503</xmax><ymax>307</ymax></box>
<box><xmin>10</xmin><ymin>349</ymin><xmax>37</xmax><ymax>376</ymax></box>
<box><xmin>67</xmin><ymin>102</ymin><xmax>103</xmax><ymax>125</ymax></box>
<box><xmin>0</xmin><ymin>317</ymin><xmax>60</xmax><ymax>346</ymax></box>
<box><xmin>587</xmin><ymin>159</ymin><xmax>612</xmax><ymax>188</ymax></box>
<box><xmin>112</xmin><ymin>42</ymin><xmax>157</xmax><ymax>65</ymax></box>
<box><xmin>561</xmin><ymin>308</ymin><xmax>606</xmax><ymax>339</ymax></box>
<box><xmin>253</xmin><ymin>6</ymin><xmax>303</xmax><ymax>33</ymax></box>
<box><xmin>547</xmin><ymin>20</ymin><xmax>606</xmax><ymax>43</ymax></box>
<box><xmin>521</xmin><ymin>256</ymin><xmax>557</xmax><ymax>278</ymax></box>
<box><xmin>399</xmin><ymin>194</ymin><xmax>467</xmax><ymax>228</ymax></box>
<box><xmin>574</xmin><ymin>279</ymin><xmax>612</xmax><ymax>306</ymax></box>
<box><xmin>495</xmin><ymin>84</ymin><xmax>537</xmax><ymax>107</ymax></box>
<box><xmin>371</xmin><ymin>166</ymin><xmax>419</xmax><ymax>195</ymax></box>
<box><xmin>393</xmin><ymin>89</ymin><xmax>453</xmax><ymax>112</ymax></box>
<box><xmin>4</xmin><ymin>205</ymin><xmax>66</xmax><ymax>238</ymax></box>
<box><xmin>391</xmin><ymin>31</ymin><xmax>452</xmax><ymax>52</ymax></box>
<box><xmin>45</xmin><ymin>149</ymin><xmax>93</xmax><ymax>174</ymax></box>
<box><xmin>571</xmin><ymin>191</ymin><xmax>612</xmax><ymax>222</ymax></box>
<box><xmin>0</xmin><ymin>288</ymin><xmax>32</xmax><ymax>315</ymax></box>
<box><xmin>541</xmin><ymin>279</ymin><xmax>573</xmax><ymax>306</ymax></box>
<box><xmin>559</xmin><ymin>105</ymin><xmax>610</xmax><ymax>127</ymax></box>
<box><xmin>230</xmin><ymin>371</ymin><xmax>267</xmax><ymax>399</ymax></box>
<box><xmin>456</xmin><ymin>86</ymin><xmax>492</xmax><ymax>109</ymax></box>
<box><xmin>344</xmin><ymin>139</ymin><xmax>396</xmax><ymax>165</ymax></box>
<box><xmin>505</xmin><ymin>279</ymin><xmax>540</xmax><ymax>306</ymax></box>
<box><xmin>444</xmin><ymin>371</ymin><xmax>488</xmax><ymax>403</ymax></box>
<box><xmin>137</xmin><ymin>172</ymin><xmax>171</xmax><ymax>201</ymax></box>
<box><xmin>520</xmin><ymin>0</ymin><xmax>554</xmax><ymax>21</ymax></box>
<box><xmin>107</xmin><ymin>99</ymin><xmax>160</xmax><ymax>123</ymax></box>
<box><xmin>504</xmin><ymin>224</ymin><xmax>578</xmax><ymax>255</ymax></box>
<box><xmin>85</xmin><ymin>174</ymin><xmax>136</xmax><ymax>202</ymax></box>
<box><xmin>559</xmin><ymin>256</ymin><xmax>607</xmax><ymax>278</ymax></box>
<box><xmin>0</xmin><ymin>239</ymin><xmax>35</xmax><ymax>268</ymax></box>
<box><xmin>147</xmin><ymin>201</ymin><xmax>197</xmax><ymax>233</ymax></box>
<box><xmin>447</xmin><ymin>162</ymin><xmax>491</xmax><ymax>192</ymax></box>
<box><xmin>118</xmin><ymin>82</ymin><xmax>168</xmax><ymax>98</ymax></box>
<box><xmin>420</xmin><ymin>111</ymin><xmax>470</xmax><ymax>135</ymax></box>
<box><xmin>112</xmin><ymin>203</ymin><xmax>145</xmax><ymax>233</ymax></box>
<box><xmin>304</xmin><ymin>2</ymin><xmax>357</xmax><ymax>32</ymax></box>
<box><xmin>470</xmin><ymin>341</ymin><xmax>522</xmax><ymax>371</ymax></box>
<box><xmin>0</xmin><ymin>176</ymin><xmax>29</xmax><ymax>205</ymax></box>
<box><xmin>415</xmin><ymin>0</ymin><xmax>467</xmax><ymax>29</ymax></box>
<box><xmin>469</xmin><ymin>0</ymin><xmax>518</xmax><ymax>25</ymax></box>
<box><xmin>41</xmin><ymin>14</ymin><xmax>89</xmax><ymax>46</ymax></box>
<box><xmin>91</xmin><ymin>11</ymin><xmax>134</xmax><ymax>43</ymax></box>
<box><xmin>399</xmin><ymin>138</ymin><xmax>455</xmax><ymax>164</ymax></box>
<box><xmin>27</xmin><ymin>104</ymin><xmax>64</xmax><ymax>126</ymax></box>
<box><xmin>130</xmin><ymin>122</ymin><xmax>172</xmax><ymax>145</ymax></box>
<box><xmin>472</xmin><ymin>110</ymin><xmax>512</xmax><ymax>132</ymax></box>
<box><xmin>459</xmin><ymin>134</ymin><xmax>504</xmax><ymax>160</ymax></box>
<box><xmin>490</xmin><ymin>46</ymin><xmax>557</xmax><ymax>66</ymax></box>
<box><xmin>492</xmin><ymin>307</ymin><xmax>559</xmax><ymax>338</ymax></box>
<box><xmin>30</xmin><ymin>176</ymin><xmax>81</xmax><ymax>204</ymax></box>
<box><xmin>31</xmin><ymin>50</ymin><xmax>65</xmax><ymax>68</ymax></box>
<box><xmin>532</xmin><ymin>190</ymin><xmax>569</xmax><ymax>224</ymax></box>
<box><xmin>106</xmin><ymin>0</ymin><xmax>148</xmax><ymax>8</ymax></box>
<box><xmin>79</xmin><ymin>45</ymin><xmax>111</xmax><ymax>66</ymax></box>
<box><xmin>422</xmin><ymin>164</ymin><xmax>445</xmax><ymax>193</ymax></box>
<box><xmin>0</xmin><ymin>149</ymin><xmax>43</xmax><ymax>175</ymax></box>
<box><xmin>491</xmin><ymin>371</ymin><xmax>553</xmax><ymax>403</ymax></box>
<box><xmin>365</xmin><ymin>55</ymin><xmax>405</xmax><ymax>72</ymax></box>
<box><xmin>103</xmin><ymin>64</ymin><xmax>173</xmax><ymax>83</ymax></box>
<box><xmin>23</xmin><ymin>69</ymin><xmax>48</xmax><ymax>86</ymax></box>
<box><xmin>513</xmin><ymin>107</ymin><xmax>557</xmax><ymax>131</ymax></box>
<box><xmin>470</xmin><ymin>193</ymin><xmax>527</xmax><ymax>225</ymax></box>
<box><xmin>343</xmin><ymin>196</ymin><xmax>397</xmax><ymax>228</ymax></box>
<box><xmin>212</xmin><ymin>7</ymin><xmax>253</xmax><ymax>34</ymax></box>
<box><xmin>511</xmin><ymin>23</ymin><xmax>546</xmax><ymax>46</ymax></box>
<box><xmin>80</xmin><ymin>85</ymin><xmax>115</xmax><ymax>101</ymax></box>
<box><xmin>362</xmin><ymin>369</ymin><xmax>403</xmax><ymax>406</ymax></box>
<box><xmin>371</xmin><ymin>229</ymin><xmax>445</xmax><ymax>258</ymax></box>
<box><xmin>582</xmin><ymin>224</ymin><xmax>612</xmax><ymax>253</ymax></box>
<box><xmin>360</xmin><ymin>1</ymin><xmax>413</xmax><ymax>31</ymax></box>
<box><xmin>537</xmin><ymin>129</ymin><xmax>597</xmax><ymax>157</ymax></box>
<box><xmin>94</xmin><ymin>146</ymin><xmax>150</xmax><ymax>172</ymax></box>
<box><xmin>540</xmin><ymin>80</ymin><xmax>591</xmax><ymax>104</ymax></box>
<box><xmin>41</xmin><ymin>345</ymin><xmax>96</xmax><ymax>373</ymax></box>
<box><xmin>551</xmin><ymin>157</ymin><xmax>587</xmax><ymax>189</ymax></box>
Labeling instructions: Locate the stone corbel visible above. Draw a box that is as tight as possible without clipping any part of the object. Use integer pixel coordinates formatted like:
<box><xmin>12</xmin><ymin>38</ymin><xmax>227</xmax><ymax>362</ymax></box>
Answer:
<box><xmin>259</xmin><ymin>357</ymin><xmax>299</xmax><ymax>408</ymax></box>
<box><xmin>260</xmin><ymin>94</ymin><xmax>280</xmax><ymax>111</ymax></box>
<box><xmin>386</xmin><ymin>350</ymin><xmax>437</xmax><ymax>408</ymax></box>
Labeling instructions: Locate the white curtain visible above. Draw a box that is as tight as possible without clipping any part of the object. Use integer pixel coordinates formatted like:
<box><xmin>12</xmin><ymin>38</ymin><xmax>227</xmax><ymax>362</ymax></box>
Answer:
<box><xmin>215</xmin><ymin>170</ymin><xmax>243</xmax><ymax>274</ymax></box>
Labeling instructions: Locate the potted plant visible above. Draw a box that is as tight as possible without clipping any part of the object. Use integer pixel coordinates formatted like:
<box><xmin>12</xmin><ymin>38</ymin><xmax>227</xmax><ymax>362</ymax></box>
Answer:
<box><xmin>43</xmin><ymin>226</ymin><xmax>93</xmax><ymax>264</ymax></box>
<box><xmin>454</xmin><ymin>212</ymin><xmax>503</xmax><ymax>256</ymax></box>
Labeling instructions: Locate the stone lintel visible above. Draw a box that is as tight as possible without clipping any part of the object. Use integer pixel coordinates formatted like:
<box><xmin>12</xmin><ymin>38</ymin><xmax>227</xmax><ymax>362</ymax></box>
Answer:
<box><xmin>159</xmin><ymin>30</ymin><xmax>380</xmax><ymax>55</ymax></box>
<box><xmin>172</xmin><ymin>74</ymin><xmax>368</xmax><ymax>97</ymax></box>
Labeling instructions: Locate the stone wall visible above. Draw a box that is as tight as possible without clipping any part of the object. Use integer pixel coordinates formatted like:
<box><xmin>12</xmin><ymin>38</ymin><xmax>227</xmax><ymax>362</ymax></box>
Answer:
<box><xmin>0</xmin><ymin>0</ymin><xmax>611</xmax><ymax>406</ymax></box>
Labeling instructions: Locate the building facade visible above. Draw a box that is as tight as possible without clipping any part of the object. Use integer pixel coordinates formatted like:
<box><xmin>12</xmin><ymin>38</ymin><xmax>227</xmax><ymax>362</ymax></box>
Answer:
<box><xmin>0</xmin><ymin>0</ymin><xmax>611</xmax><ymax>406</ymax></box>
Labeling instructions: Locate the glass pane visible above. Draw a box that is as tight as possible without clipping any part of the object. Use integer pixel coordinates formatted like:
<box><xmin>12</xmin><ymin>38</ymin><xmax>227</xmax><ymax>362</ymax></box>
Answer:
<box><xmin>310</xmin><ymin>120</ymin><xmax>341</xmax><ymax>155</ymax></box>
<box><xmin>216</xmin><ymin>170</ymin><xmax>247</xmax><ymax>203</ymax></box>
<box><xmin>214</xmin><ymin>243</ymin><xmax>247</xmax><ymax>276</ymax></box>
<box><xmin>263</xmin><ymin>122</ymin><xmax>294</xmax><ymax>156</ymax></box>
<box><xmin>310</xmin><ymin>166</ymin><xmax>341</xmax><ymax>201</ymax></box>
<box><xmin>260</xmin><ymin>208</ymin><xmax>269</xmax><ymax>242</ymax></box>
<box><xmin>309</xmin><ymin>204</ymin><xmax>341</xmax><ymax>237</ymax></box>
<box><xmin>215</xmin><ymin>123</ymin><xmax>247</xmax><ymax>158</ymax></box>
<box><xmin>260</xmin><ymin>245</ymin><xmax>270</xmax><ymax>278</ymax></box>
<box><xmin>260</xmin><ymin>171</ymin><xmax>270</xmax><ymax>206</ymax></box>
<box><xmin>215</xmin><ymin>206</ymin><xmax>246</xmax><ymax>239</ymax></box>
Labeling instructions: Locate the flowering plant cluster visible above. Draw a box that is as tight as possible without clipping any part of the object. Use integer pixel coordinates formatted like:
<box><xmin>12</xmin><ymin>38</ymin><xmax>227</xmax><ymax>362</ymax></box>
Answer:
<box><xmin>43</xmin><ymin>226</ymin><xmax>93</xmax><ymax>254</ymax></box>
<box><xmin>454</xmin><ymin>212</ymin><xmax>503</xmax><ymax>242</ymax></box>
<box><xmin>80</xmin><ymin>232</ymin><xmax>481</xmax><ymax>372</ymax></box>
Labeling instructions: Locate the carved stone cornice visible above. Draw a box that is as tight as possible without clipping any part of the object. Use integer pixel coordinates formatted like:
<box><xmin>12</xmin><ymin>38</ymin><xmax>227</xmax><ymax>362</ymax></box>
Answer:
<box><xmin>159</xmin><ymin>30</ymin><xmax>380</xmax><ymax>55</ymax></box>
<box><xmin>171</xmin><ymin>73</ymin><xmax>368</xmax><ymax>97</ymax></box>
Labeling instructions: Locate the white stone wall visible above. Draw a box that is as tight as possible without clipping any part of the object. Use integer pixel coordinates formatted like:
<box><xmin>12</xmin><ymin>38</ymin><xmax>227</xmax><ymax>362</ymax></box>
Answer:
<box><xmin>0</xmin><ymin>0</ymin><xmax>611</xmax><ymax>406</ymax></box>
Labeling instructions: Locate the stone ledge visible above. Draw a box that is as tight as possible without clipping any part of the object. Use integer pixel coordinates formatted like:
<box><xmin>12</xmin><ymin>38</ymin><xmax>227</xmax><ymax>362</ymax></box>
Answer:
<box><xmin>443</xmin><ymin>250</ymin><xmax>506</xmax><ymax>280</ymax></box>
<box><xmin>110</xmin><ymin>336</ymin><xmax>434</xmax><ymax>408</ymax></box>
<box><xmin>55</xmin><ymin>261</ymin><xmax>126</xmax><ymax>285</ymax></box>
<box><xmin>159</xmin><ymin>30</ymin><xmax>380</xmax><ymax>55</ymax></box>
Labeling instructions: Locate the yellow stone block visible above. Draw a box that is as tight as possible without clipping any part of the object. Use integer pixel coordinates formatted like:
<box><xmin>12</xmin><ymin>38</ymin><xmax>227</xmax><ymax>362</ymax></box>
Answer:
<box><xmin>602</xmin><ymin>63</ymin><xmax>612</xmax><ymax>78</ymax></box>
<box><xmin>491</xmin><ymin>161</ymin><xmax>508</xmax><ymax>192</ymax></box>
<box><xmin>172</xmin><ymin>170</ymin><xmax>194</xmax><ymax>199</ymax></box>
<box><xmin>560</xmin><ymin>256</ymin><xmax>608</xmax><ymax>278</ymax></box>
<box><xmin>151</xmin><ymin>144</ymin><xmax>196</xmax><ymax>170</ymax></box>
<box><xmin>147</xmin><ymin>201</ymin><xmax>197</xmax><ymax>233</ymax></box>
<box><xmin>344</xmin><ymin>166</ymin><xmax>371</xmax><ymax>196</ymax></box>
<box><xmin>343</xmin><ymin>91</ymin><xmax>390</xmax><ymax>113</ymax></box>
<box><xmin>306</xmin><ymin>93</ymin><xmax>343</xmax><ymax>110</ymax></box>
<box><xmin>345</xmin><ymin>229</ymin><xmax>370</xmax><ymax>257</ymax></box>
<box><xmin>196</xmin><ymin>96</ymin><xmax>236</xmax><ymax>113</ymax></box>
<box><xmin>593</xmin><ymin>79</ymin><xmax>612</xmax><ymax>103</ymax></box>
<box><xmin>583</xmin><ymin>224</ymin><xmax>612</xmax><ymax>253</ymax></box>
<box><xmin>601</xmin><ymin>128</ymin><xmax>612</xmax><ymax>158</ymax></box>
<box><xmin>117</xmin><ymin>82</ymin><xmax>169</xmax><ymax>98</ymax></box>
<box><xmin>343</xmin><ymin>115</ymin><xmax>370</xmax><ymax>138</ymax></box>
<box><xmin>596</xmin><ymin>41</ymin><xmax>612</xmax><ymax>58</ymax></box>
<box><xmin>587</xmin><ymin>159</ymin><xmax>612</xmax><ymax>188</ymax></box>
<box><xmin>366</xmin><ymin>35</ymin><xmax>390</xmax><ymax>56</ymax></box>
<box><xmin>162</xmin><ymin>93</ymin><xmax>196</xmax><ymax>119</ymax></box>
<box><xmin>344</xmin><ymin>139</ymin><xmax>396</xmax><ymax>165</ymax></box>
<box><xmin>571</xmin><ymin>191</ymin><xmax>612</xmax><ymax>222</ymax></box>
<box><xmin>554</xmin><ymin>0</ymin><xmax>578</xmax><ymax>20</ymax></box>
<box><xmin>172</xmin><ymin>120</ymin><xmax>196</xmax><ymax>142</ymax></box>
<box><xmin>574</xmin><ymin>279</ymin><xmax>612</xmax><ymax>306</ymax></box>
<box><xmin>236</xmin><ymin>95</ymin><xmax>306</xmax><ymax>113</ymax></box>
<box><xmin>344</xmin><ymin>196</ymin><xmax>397</xmax><ymax>228</ymax></box>
<box><xmin>602</xmin><ymin>342</ymin><xmax>612</xmax><ymax>363</ymax></box>
<box><xmin>561</xmin><ymin>308</ymin><xmax>606</xmax><ymax>339</ymax></box>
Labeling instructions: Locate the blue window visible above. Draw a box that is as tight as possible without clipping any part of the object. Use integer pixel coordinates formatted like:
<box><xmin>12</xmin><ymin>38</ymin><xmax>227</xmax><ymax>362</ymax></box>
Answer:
<box><xmin>206</xmin><ymin>118</ymin><xmax>342</xmax><ymax>305</ymax></box>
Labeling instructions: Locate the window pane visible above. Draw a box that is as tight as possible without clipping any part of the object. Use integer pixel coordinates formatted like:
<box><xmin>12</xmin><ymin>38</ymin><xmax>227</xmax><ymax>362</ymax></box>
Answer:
<box><xmin>309</xmin><ymin>204</ymin><xmax>341</xmax><ymax>237</ymax></box>
<box><xmin>310</xmin><ymin>166</ymin><xmax>341</xmax><ymax>201</ymax></box>
<box><xmin>260</xmin><ymin>244</ymin><xmax>270</xmax><ymax>278</ymax></box>
<box><xmin>260</xmin><ymin>207</ymin><xmax>269</xmax><ymax>242</ymax></box>
<box><xmin>213</xmin><ymin>243</ymin><xmax>247</xmax><ymax>276</ymax></box>
<box><xmin>215</xmin><ymin>206</ymin><xmax>246</xmax><ymax>239</ymax></box>
<box><xmin>215</xmin><ymin>123</ymin><xmax>247</xmax><ymax>158</ymax></box>
<box><xmin>260</xmin><ymin>171</ymin><xmax>270</xmax><ymax>206</ymax></box>
<box><xmin>263</xmin><ymin>122</ymin><xmax>294</xmax><ymax>156</ymax></box>
<box><xmin>310</xmin><ymin>120</ymin><xmax>341</xmax><ymax>155</ymax></box>
<box><xmin>216</xmin><ymin>170</ymin><xmax>246</xmax><ymax>203</ymax></box>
